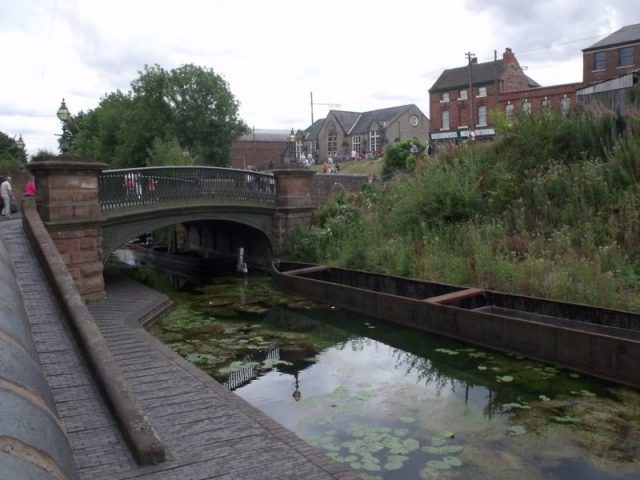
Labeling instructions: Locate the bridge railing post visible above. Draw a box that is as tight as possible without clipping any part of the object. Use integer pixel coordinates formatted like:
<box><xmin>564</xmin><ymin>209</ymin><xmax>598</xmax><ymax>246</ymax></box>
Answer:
<box><xmin>28</xmin><ymin>154</ymin><xmax>108</xmax><ymax>301</ymax></box>
<box><xmin>272</xmin><ymin>166</ymin><xmax>317</xmax><ymax>256</ymax></box>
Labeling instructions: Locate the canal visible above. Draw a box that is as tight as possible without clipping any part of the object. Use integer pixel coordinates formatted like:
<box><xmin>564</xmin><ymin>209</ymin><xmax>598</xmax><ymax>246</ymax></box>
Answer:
<box><xmin>110</xmin><ymin>250</ymin><xmax>640</xmax><ymax>480</ymax></box>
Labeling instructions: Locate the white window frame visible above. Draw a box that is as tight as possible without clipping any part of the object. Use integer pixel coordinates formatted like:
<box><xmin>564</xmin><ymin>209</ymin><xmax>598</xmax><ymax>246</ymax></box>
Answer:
<box><xmin>458</xmin><ymin>89</ymin><xmax>468</xmax><ymax>100</ymax></box>
<box><xmin>352</xmin><ymin>135</ymin><xmax>361</xmax><ymax>154</ymax></box>
<box><xmin>441</xmin><ymin>110</ymin><xmax>450</xmax><ymax>130</ymax></box>
<box><xmin>478</xmin><ymin>105</ymin><xmax>487</xmax><ymax>126</ymax></box>
<box><xmin>561</xmin><ymin>95</ymin><xmax>571</xmax><ymax>114</ymax></box>
<box><xmin>505</xmin><ymin>101</ymin><xmax>514</xmax><ymax>119</ymax></box>
<box><xmin>522</xmin><ymin>99</ymin><xmax>532</xmax><ymax>115</ymax></box>
<box><xmin>369</xmin><ymin>130</ymin><xmax>381</xmax><ymax>153</ymax></box>
<box><xmin>327</xmin><ymin>127</ymin><xmax>337</xmax><ymax>158</ymax></box>
<box><xmin>296</xmin><ymin>139</ymin><xmax>304</xmax><ymax>160</ymax></box>
<box><xmin>477</xmin><ymin>86</ymin><xmax>487</xmax><ymax>97</ymax></box>
<box><xmin>441</xmin><ymin>92</ymin><xmax>450</xmax><ymax>103</ymax></box>
<box><xmin>541</xmin><ymin>96</ymin><xmax>551</xmax><ymax>111</ymax></box>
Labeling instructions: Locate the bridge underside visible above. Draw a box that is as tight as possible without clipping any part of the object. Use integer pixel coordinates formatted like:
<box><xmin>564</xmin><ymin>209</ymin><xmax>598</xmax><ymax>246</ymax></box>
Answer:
<box><xmin>100</xmin><ymin>203</ymin><xmax>276</xmax><ymax>266</ymax></box>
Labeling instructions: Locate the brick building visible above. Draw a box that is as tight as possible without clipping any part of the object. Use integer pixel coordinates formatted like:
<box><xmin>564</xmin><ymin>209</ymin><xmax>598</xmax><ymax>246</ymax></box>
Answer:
<box><xmin>428</xmin><ymin>48</ymin><xmax>579</xmax><ymax>144</ymax></box>
<box><xmin>582</xmin><ymin>23</ymin><xmax>640</xmax><ymax>85</ymax></box>
<box><xmin>302</xmin><ymin>104</ymin><xmax>429</xmax><ymax>163</ymax></box>
<box><xmin>578</xmin><ymin>23</ymin><xmax>640</xmax><ymax>112</ymax></box>
<box><xmin>230</xmin><ymin>129</ymin><xmax>292</xmax><ymax>170</ymax></box>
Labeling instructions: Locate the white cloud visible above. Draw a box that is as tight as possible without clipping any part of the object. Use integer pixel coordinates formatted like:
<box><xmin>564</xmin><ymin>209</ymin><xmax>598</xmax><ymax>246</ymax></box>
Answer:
<box><xmin>0</xmin><ymin>0</ymin><xmax>637</xmax><ymax>157</ymax></box>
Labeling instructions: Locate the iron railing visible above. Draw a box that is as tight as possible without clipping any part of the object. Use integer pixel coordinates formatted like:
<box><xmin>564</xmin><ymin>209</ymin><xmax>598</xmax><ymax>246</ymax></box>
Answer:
<box><xmin>99</xmin><ymin>166</ymin><xmax>276</xmax><ymax>211</ymax></box>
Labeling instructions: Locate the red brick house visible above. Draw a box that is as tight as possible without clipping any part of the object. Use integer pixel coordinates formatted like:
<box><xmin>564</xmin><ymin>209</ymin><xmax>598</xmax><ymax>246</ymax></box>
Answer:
<box><xmin>577</xmin><ymin>23</ymin><xmax>640</xmax><ymax>112</ymax></box>
<box><xmin>582</xmin><ymin>23</ymin><xmax>640</xmax><ymax>85</ymax></box>
<box><xmin>428</xmin><ymin>48</ymin><xmax>579</xmax><ymax>144</ymax></box>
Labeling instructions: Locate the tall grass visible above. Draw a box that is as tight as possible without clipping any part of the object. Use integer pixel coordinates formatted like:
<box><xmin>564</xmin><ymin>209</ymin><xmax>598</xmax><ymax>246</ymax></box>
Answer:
<box><xmin>283</xmin><ymin>110</ymin><xmax>640</xmax><ymax>311</ymax></box>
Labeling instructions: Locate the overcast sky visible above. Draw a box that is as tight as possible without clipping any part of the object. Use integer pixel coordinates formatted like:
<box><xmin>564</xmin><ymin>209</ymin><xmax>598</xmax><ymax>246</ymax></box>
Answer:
<box><xmin>1</xmin><ymin>0</ymin><xmax>638</xmax><ymax>156</ymax></box>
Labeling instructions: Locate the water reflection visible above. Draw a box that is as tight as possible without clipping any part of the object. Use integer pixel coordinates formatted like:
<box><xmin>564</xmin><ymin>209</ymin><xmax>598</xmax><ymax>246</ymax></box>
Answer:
<box><xmin>109</xmin><ymin>260</ymin><xmax>640</xmax><ymax>480</ymax></box>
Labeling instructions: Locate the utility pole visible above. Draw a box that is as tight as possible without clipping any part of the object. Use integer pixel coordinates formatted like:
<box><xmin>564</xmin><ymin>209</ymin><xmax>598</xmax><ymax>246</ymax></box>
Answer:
<box><xmin>465</xmin><ymin>52</ymin><xmax>476</xmax><ymax>137</ymax></box>
<box><xmin>310</xmin><ymin>92</ymin><xmax>341</xmax><ymax>125</ymax></box>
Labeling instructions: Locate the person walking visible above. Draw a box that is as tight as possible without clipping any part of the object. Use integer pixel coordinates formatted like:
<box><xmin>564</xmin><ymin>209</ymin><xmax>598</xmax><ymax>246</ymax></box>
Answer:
<box><xmin>24</xmin><ymin>175</ymin><xmax>36</xmax><ymax>198</ymax></box>
<box><xmin>1</xmin><ymin>176</ymin><xmax>15</xmax><ymax>217</ymax></box>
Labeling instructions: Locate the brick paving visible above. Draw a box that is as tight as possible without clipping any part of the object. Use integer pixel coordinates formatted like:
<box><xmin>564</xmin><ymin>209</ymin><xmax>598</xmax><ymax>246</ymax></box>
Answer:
<box><xmin>1</xmin><ymin>219</ymin><xmax>360</xmax><ymax>480</ymax></box>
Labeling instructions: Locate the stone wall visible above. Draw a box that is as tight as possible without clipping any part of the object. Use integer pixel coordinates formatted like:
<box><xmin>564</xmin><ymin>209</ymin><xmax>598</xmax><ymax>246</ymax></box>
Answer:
<box><xmin>311</xmin><ymin>173</ymin><xmax>370</xmax><ymax>206</ymax></box>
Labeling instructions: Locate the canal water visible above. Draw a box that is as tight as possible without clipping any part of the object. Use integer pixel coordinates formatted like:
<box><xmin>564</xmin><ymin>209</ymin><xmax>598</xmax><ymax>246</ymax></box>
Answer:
<box><xmin>110</xmin><ymin>251</ymin><xmax>640</xmax><ymax>480</ymax></box>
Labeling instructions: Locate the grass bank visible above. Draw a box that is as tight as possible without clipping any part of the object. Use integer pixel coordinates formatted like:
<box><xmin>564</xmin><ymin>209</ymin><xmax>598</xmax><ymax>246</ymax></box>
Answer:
<box><xmin>284</xmin><ymin>109</ymin><xmax>640</xmax><ymax>312</ymax></box>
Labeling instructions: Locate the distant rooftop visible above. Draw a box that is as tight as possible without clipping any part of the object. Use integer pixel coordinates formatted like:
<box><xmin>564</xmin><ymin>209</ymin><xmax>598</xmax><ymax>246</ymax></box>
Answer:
<box><xmin>584</xmin><ymin>23</ymin><xmax>640</xmax><ymax>52</ymax></box>
<box><xmin>236</xmin><ymin>129</ymin><xmax>291</xmax><ymax>142</ymax></box>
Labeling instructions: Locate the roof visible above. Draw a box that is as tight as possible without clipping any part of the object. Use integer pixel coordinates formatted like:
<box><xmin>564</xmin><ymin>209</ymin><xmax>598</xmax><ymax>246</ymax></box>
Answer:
<box><xmin>303</xmin><ymin>119</ymin><xmax>324</xmax><ymax>141</ymax></box>
<box><xmin>348</xmin><ymin>105</ymin><xmax>413</xmax><ymax>134</ymax></box>
<box><xmin>584</xmin><ymin>23</ymin><xmax>640</xmax><ymax>52</ymax></box>
<box><xmin>236</xmin><ymin>129</ymin><xmax>290</xmax><ymax>142</ymax></box>
<box><xmin>429</xmin><ymin>60</ymin><xmax>504</xmax><ymax>93</ymax></box>
<box><xmin>321</xmin><ymin>105</ymin><xmax>414</xmax><ymax>135</ymax></box>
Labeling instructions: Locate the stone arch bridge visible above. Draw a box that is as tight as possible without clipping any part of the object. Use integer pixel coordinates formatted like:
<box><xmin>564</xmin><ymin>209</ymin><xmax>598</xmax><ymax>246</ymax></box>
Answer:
<box><xmin>28</xmin><ymin>156</ymin><xmax>334</xmax><ymax>301</ymax></box>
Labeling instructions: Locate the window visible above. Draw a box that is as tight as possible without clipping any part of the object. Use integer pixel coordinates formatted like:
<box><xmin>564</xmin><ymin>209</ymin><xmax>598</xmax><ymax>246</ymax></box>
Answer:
<box><xmin>478</xmin><ymin>105</ymin><xmax>487</xmax><ymax>126</ymax></box>
<box><xmin>441</xmin><ymin>110</ymin><xmax>450</xmax><ymax>130</ymax></box>
<box><xmin>541</xmin><ymin>96</ymin><xmax>551</xmax><ymax>111</ymax></box>
<box><xmin>459</xmin><ymin>89</ymin><xmax>468</xmax><ymax>100</ymax></box>
<box><xmin>369</xmin><ymin>130</ymin><xmax>381</xmax><ymax>153</ymax></box>
<box><xmin>352</xmin><ymin>135</ymin><xmax>361</xmax><ymax>154</ymax></box>
<box><xmin>593</xmin><ymin>51</ymin><xmax>606</xmax><ymax>70</ymax></box>
<box><xmin>505</xmin><ymin>101</ymin><xmax>514</xmax><ymax>119</ymax></box>
<box><xmin>327</xmin><ymin>127</ymin><xmax>337</xmax><ymax>158</ymax></box>
<box><xmin>561</xmin><ymin>95</ymin><xmax>571</xmax><ymax>114</ymax></box>
<box><xmin>441</xmin><ymin>92</ymin><xmax>450</xmax><ymax>102</ymax></box>
<box><xmin>296</xmin><ymin>139</ymin><xmax>304</xmax><ymax>160</ymax></box>
<box><xmin>477</xmin><ymin>86</ymin><xmax>487</xmax><ymax>97</ymax></box>
<box><xmin>619</xmin><ymin>46</ymin><xmax>634</xmax><ymax>67</ymax></box>
<box><xmin>522</xmin><ymin>99</ymin><xmax>532</xmax><ymax>115</ymax></box>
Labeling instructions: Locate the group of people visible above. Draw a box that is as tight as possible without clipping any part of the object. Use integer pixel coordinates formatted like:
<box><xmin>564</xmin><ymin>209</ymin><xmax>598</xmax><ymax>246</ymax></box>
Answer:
<box><xmin>0</xmin><ymin>175</ymin><xmax>36</xmax><ymax>218</ymax></box>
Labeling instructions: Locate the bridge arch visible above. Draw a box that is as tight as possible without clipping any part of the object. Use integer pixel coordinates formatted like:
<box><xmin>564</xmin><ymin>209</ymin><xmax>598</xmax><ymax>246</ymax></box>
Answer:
<box><xmin>100</xmin><ymin>204</ymin><xmax>275</xmax><ymax>265</ymax></box>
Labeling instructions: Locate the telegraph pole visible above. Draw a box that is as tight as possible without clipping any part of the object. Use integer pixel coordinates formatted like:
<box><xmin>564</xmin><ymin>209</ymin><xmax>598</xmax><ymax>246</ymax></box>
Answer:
<box><xmin>310</xmin><ymin>91</ymin><xmax>341</xmax><ymax>124</ymax></box>
<box><xmin>465</xmin><ymin>52</ymin><xmax>476</xmax><ymax>137</ymax></box>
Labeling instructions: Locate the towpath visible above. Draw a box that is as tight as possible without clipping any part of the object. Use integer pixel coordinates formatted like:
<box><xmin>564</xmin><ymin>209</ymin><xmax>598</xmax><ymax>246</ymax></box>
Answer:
<box><xmin>0</xmin><ymin>218</ymin><xmax>358</xmax><ymax>480</ymax></box>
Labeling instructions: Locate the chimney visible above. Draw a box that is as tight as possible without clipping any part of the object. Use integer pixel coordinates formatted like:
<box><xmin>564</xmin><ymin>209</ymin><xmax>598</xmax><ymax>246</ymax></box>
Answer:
<box><xmin>503</xmin><ymin>47</ymin><xmax>516</xmax><ymax>64</ymax></box>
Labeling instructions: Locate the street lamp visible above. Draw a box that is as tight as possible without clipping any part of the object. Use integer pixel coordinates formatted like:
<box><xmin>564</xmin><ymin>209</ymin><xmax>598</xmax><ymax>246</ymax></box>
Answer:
<box><xmin>288</xmin><ymin>128</ymin><xmax>296</xmax><ymax>163</ymax></box>
<box><xmin>56</xmin><ymin>98</ymin><xmax>72</xmax><ymax>153</ymax></box>
<box><xmin>16</xmin><ymin>135</ymin><xmax>25</xmax><ymax>151</ymax></box>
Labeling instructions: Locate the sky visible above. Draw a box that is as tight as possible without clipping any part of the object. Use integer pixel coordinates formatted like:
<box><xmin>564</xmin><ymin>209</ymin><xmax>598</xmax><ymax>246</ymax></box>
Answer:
<box><xmin>1</xmin><ymin>0</ymin><xmax>638</xmax><ymax>157</ymax></box>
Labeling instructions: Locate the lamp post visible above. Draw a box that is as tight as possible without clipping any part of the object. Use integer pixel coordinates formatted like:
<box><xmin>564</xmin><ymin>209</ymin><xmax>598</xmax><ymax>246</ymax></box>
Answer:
<box><xmin>288</xmin><ymin>128</ymin><xmax>296</xmax><ymax>163</ymax></box>
<box><xmin>56</xmin><ymin>98</ymin><xmax>72</xmax><ymax>153</ymax></box>
<box><xmin>16</xmin><ymin>135</ymin><xmax>26</xmax><ymax>165</ymax></box>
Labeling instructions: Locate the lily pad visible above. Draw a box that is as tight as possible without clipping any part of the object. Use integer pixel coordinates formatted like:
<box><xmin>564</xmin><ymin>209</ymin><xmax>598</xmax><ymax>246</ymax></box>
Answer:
<box><xmin>402</xmin><ymin>438</ymin><xmax>420</xmax><ymax>452</ymax></box>
<box><xmin>439</xmin><ymin>430</ymin><xmax>455</xmax><ymax>439</ymax></box>
<box><xmin>443</xmin><ymin>456</ymin><xmax>462</xmax><ymax>467</ymax></box>
<box><xmin>496</xmin><ymin>375</ymin><xmax>514</xmax><ymax>383</ymax></box>
<box><xmin>426</xmin><ymin>460</ymin><xmax>451</xmax><ymax>470</ymax></box>
<box><xmin>435</xmin><ymin>348</ymin><xmax>459</xmax><ymax>355</ymax></box>
<box><xmin>399</xmin><ymin>416</ymin><xmax>415</xmax><ymax>424</ymax></box>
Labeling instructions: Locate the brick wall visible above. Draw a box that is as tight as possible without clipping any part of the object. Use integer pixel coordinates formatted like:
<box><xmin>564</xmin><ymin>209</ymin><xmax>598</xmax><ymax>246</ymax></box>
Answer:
<box><xmin>583</xmin><ymin>44</ymin><xmax>640</xmax><ymax>85</ymax></box>
<box><xmin>498</xmin><ymin>83</ymin><xmax>580</xmax><ymax>115</ymax></box>
<box><xmin>230</xmin><ymin>141</ymin><xmax>287</xmax><ymax>170</ymax></box>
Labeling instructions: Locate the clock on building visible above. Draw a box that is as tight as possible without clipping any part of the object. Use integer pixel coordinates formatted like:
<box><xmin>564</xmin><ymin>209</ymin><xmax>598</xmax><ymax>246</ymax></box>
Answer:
<box><xmin>409</xmin><ymin>115</ymin><xmax>419</xmax><ymax>127</ymax></box>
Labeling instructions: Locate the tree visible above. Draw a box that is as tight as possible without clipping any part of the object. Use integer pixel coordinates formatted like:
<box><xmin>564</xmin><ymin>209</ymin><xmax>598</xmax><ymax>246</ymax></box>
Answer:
<box><xmin>72</xmin><ymin>64</ymin><xmax>248</xmax><ymax>167</ymax></box>
<box><xmin>0</xmin><ymin>131</ymin><xmax>26</xmax><ymax>172</ymax></box>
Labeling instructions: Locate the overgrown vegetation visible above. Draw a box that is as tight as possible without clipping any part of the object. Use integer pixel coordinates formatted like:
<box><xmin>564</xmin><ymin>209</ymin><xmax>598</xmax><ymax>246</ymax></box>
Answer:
<box><xmin>284</xmin><ymin>107</ymin><xmax>640</xmax><ymax>311</ymax></box>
